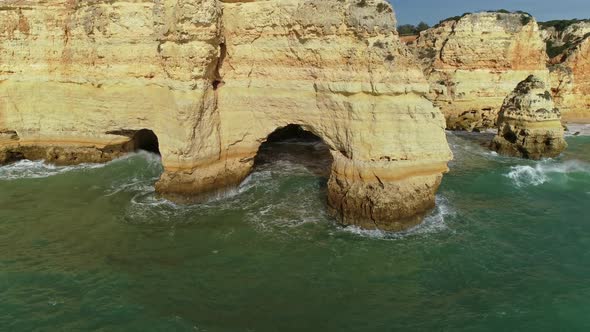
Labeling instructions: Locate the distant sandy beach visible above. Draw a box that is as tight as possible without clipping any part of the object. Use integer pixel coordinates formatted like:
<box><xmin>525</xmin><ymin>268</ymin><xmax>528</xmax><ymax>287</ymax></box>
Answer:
<box><xmin>565</xmin><ymin>123</ymin><xmax>590</xmax><ymax>136</ymax></box>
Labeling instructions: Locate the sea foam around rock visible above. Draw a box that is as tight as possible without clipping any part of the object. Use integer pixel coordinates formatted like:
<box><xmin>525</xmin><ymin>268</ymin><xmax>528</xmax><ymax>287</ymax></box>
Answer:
<box><xmin>0</xmin><ymin>151</ymin><xmax>162</xmax><ymax>181</ymax></box>
<box><xmin>342</xmin><ymin>196</ymin><xmax>455</xmax><ymax>240</ymax></box>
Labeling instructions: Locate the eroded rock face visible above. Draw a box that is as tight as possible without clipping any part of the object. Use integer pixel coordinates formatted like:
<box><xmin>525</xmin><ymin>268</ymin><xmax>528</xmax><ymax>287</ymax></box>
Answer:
<box><xmin>0</xmin><ymin>0</ymin><xmax>452</xmax><ymax>231</ymax></box>
<box><xmin>491</xmin><ymin>75</ymin><xmax>567</xmax><ymax>159</ymax></box>
<box><xmin>0</xmin><ymin>0</ymin><xmax>222</xmax><ymax>165</ymax></box>
<box><xmin>548</xmin><ymin>36</ymin><xmax>590</xmax><ymax>122</ymax></box>
<box><xmin>541</xmin><ymin>20</ymin><xmax>590</xmax><ymax>59</ymax></box>
<box><xmin>410</xmin><ymin>12</ymin><xmax>549</xmax><ymax>131</ymax></box>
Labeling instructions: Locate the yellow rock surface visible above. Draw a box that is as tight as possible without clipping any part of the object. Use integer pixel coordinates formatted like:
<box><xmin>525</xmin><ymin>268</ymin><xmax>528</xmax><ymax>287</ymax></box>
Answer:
<box><xmin>549</xmin><ymin>37</ymin><xmax>590</xmax><ymax>122</ymax></box>
<box><xmin>491</xmin><ymin>75</ymin><xmax>567</xmax><ymax>159</ymax></box>
<box><xmin>410</xmin><ymin>12</ymin><xmax>549</xmax><ymax>131</ymax></box>
<box><xmin>0</xmin><ymin>0</ymin><xmax>452</xmax><ymax>231</ymax></box>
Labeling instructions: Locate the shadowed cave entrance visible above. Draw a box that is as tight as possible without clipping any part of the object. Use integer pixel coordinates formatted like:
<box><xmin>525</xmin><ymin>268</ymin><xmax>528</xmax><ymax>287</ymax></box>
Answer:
<box><xmin>253</xmin><ymin>124</ymin><xmax>334</xmax><ymax>190</ymax></box>
<box><xmin>126</xmin><ymin>129</ymin><xmax>161</xmax><ymax>155</ymax></box>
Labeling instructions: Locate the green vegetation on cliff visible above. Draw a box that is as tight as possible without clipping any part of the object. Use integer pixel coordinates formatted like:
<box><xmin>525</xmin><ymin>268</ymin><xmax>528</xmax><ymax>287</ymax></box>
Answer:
<box><xmin>435</xmin><ymin>10</ymin><xmax>533</xmax><ymax>28</ymax></box>
<box><xmin>539</xmin><ymin>19</ymin><xmax>590</xmax><ymax>32</ymax></box>
<box><xmin>546</xmin><ymin>40</ymin><xmax>571</xmax><ymax>58</ymax></box>
<box><xmin>397</xmin><ymin>22</ymin><xmax>430</xmax><ymax>36</ymax></box>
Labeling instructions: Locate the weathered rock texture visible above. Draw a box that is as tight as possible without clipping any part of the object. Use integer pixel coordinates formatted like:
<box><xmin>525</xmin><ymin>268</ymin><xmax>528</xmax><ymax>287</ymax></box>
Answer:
<box><xmin>541</xmin><ymin>20</ymin><xmax>590</xmax><ymax>59</ymax></box>
<box><xmin>491</xmin><ymin>75</ymin><xmax>567</xmax><ymax>159</ymax></box>
<box><xmin>547</xmin><ymin>35</ymin><xmax>590</xmax><ymax>122</ymax></box>
<box><xmin>0</xmin><ymin>0</ymin><xmax>452</xmax><ymax>231</ymax></box>
<box><xmin>410</xmin><ymin>12</ymin><xmax>549</xmax><ymax>131</ymax></box>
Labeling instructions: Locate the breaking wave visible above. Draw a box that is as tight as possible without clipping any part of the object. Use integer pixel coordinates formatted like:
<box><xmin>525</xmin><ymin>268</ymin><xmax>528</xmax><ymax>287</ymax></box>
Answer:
<box><xmin>505</xmin><ymin>160</ymin><xmax>590</xmax><ymax>187</ymax></box>
<box><xmin>121</xmin><ymin>157</ymin><xmax>328</xmax><ymax>227</ymax></box>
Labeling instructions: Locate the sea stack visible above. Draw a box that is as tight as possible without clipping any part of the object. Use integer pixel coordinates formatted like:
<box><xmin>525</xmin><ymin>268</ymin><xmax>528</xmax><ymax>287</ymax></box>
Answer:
<box><xmin>491</xmin><ymin>75</ymin><xmax>567</xmax><ymax>159</ymax></box>
<box><xmin>0</xmin><ymin>0</ymin><xmax>452</xmax><ymax>231</ymax></box>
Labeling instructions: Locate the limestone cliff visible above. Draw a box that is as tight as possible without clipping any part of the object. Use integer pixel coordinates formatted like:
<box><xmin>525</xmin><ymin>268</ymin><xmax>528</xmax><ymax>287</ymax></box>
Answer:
<box><xmin>410</xmin><ymin>12</ymin><xmax>549</xmax><ymax>131</ymax></box>
<box><xmin>541</xmin><ymin>20</ymin><xmax>590</xmax><ymax>59</ymax></box>
<box><xmin>491</xmin><ymin>75</ymin><xmax>567</xmax><ymax>159</ymax></box>
<box><xmin>0</xmin><ymin>0</ymin><xmax>452</xmax><ymax>231</ymax></box>
<box><xmin>547</xmin><ymin>36</ymin><xmax>590</xmax><ymax>122</ymax></box>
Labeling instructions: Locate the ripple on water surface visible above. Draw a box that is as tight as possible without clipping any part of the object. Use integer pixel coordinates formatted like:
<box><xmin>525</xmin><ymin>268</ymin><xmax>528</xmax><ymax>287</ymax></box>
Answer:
<box><xmin>1</xmin><ymin>135</ymin><xmax>590</xmax><ymax>331</ymax></box>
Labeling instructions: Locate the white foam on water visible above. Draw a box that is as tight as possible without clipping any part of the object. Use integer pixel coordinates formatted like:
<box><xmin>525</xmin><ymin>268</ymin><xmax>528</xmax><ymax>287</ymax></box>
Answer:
<box><xmin>246</xmin><ymin>185</ymin><xmax>329</xmax><ymax>231</ymax></box>
<box><xmin>342</xmin><ymin>226</ymin><xmax>387</xmax><ymax>238</ymax></box>
<box><xmin>341</xmin><ymin>196</ymin><xmax>455</xmax><ymax>240</ymax></box>
<box><xmin>505</xmin><ymin>160</ymin><xmax>590</xmax><ymax>187</ymax></box>
<box><xmin>258</xmin><ymin>159</ymin><xmax>316</xmax><ymax>175</ymax></box>
<box><xmin>0</xmin><ymin>151</ymin><xmax>162</xmax><ymax>181</ymax></box>
<box><xmin>199</xmin><ymin>172</ymin><xmax>261</xmax><ymax>204</ymax></box>
<box><xmin>0</xmin><ymin>159</ymin><xmax>107</xmax><ymax>180</ymax></box>
<box><xmin>505</xmin><ymin>165</ymin><xmax>548</xmax><ymax>187</ymax></box>
<box><xmin>188</xmin><ymin>160</ymin><xmax>313</xmax><ymax>207</ymax></box>
<box><xmin>122</xmin><ymin>167</ymin><xmax>276</xmax><ymax>223</ymax></box>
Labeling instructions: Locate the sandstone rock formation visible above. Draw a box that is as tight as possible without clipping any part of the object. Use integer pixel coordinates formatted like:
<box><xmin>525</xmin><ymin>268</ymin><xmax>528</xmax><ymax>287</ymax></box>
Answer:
<box><xmin>547</xmin><ymin>36</ymin><xmax>590</xmax><ymax>122</ymax></box>
<box><xmin>0</xmin><ymin>0</ymin><xmax>452</xmax><ymax>231</ymax></box>
<box><xmin>410</xmin><ymin>12</ymin><xmax>549</xmax><ymax>131</ymax></box>
<box><xmin>491</xmin><ymin>75</ymin><xmax>567</xmax><ymax>159</ymax></box>
<box><xmin>541</xmin><ymin>20</ymin><xmax>590</xmax><ymax>59</ymax></box>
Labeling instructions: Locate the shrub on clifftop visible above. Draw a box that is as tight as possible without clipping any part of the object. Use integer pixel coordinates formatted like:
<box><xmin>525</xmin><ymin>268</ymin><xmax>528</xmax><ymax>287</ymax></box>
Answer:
<box><xmin>397</xmin><ymin>22</ymin><xmax>430</xmax><ymax>36</ymax></box>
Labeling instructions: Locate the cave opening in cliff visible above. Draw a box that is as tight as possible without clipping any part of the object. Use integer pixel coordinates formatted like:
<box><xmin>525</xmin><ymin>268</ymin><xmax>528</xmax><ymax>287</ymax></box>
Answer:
<box><xmin>130</xmin><ymin>129</ymin><xmax>161</xmax><ymax>155</ymax></box>
<box><xmin>254</xmin><ymin>124</ymin><xmax>333</xmax><ymax>181</ymax></box>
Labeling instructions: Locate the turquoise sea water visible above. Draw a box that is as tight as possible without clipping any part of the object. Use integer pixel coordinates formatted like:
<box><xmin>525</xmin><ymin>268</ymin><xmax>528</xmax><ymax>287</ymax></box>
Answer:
<box><xmin>0</xmin><ymin>133</ymin><xmax>589</xmax><ymax>331</ymax></box>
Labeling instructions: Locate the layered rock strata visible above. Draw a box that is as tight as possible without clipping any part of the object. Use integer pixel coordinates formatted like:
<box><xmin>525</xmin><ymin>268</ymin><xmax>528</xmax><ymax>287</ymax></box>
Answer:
<box><xmin>0</xmin><ymin>0</ymin><xmax>452</xmax><ymax>231</ymax></box>
<box><xmin>410</xmin><ymin>12</ymin><xmax>549</xmax><ymax>131</ymax></box>
<box><xmin>548</xmin><ymin>36</ymin><xmax>590</xmax><ymax>122</ymax></box>
<box><xmin>491</xmin><ymin>75</ymin><xmax>567</xmax><ymax>159</ymax></box>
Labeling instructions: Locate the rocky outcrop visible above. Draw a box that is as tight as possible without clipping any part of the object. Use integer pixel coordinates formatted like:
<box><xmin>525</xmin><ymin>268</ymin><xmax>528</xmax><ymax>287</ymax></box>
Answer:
<box><xmin>540</xmin><ymin>20</ymin><xmax>590</xmax><ymax>122</ymax></box>
<box><xmin>410</xmin><ymin>12</ymin><xmax>549</xmax><ymax>131</ymax></box>
<box><xmin>541</xmin><ymin>20</ymin><xmax>590</xmax><ymax>58</ymax></box>
<box><xmin>491</xmin><ymin>75</ymin><xmax>567</xmax><ymax>159</ymax></box>
<box><xmin>548</xmin><ymin>36</ymin><xmax>590</xmax><ymax>122</ymax></box>
<box><xmin>0</xmin><ymin>0</ymin><xmax>452</xmax><ymax>231</ymax></box>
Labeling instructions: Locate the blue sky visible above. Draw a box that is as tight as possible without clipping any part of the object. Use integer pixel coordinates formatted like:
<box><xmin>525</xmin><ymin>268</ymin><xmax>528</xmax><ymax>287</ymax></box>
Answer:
<box><xmin>390</xmin><ymin>0</ymin><xmax>590</xmax><ymax>25</ymax></box>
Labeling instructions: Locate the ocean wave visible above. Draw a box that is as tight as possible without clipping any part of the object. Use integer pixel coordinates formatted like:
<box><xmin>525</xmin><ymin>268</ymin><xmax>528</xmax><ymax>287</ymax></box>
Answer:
<box><xmin>0</xmin><ymin>151</ymin><xmax>162</xmax><ymax>181</ymax></box>
<box><xmin>120</xmin><ymin>168</ymin><xmax>273</xmax><ymax>224</ymax></box>
<box><xmin>505</xmin><ymin>160</ymin><xmax>590</xmax><ymax>187</ymax></box>
<box><xmin>0</xmin><ymin>159</ymin><xmax>107</xmax><ymax>180</ymax></box>
<box><xmin>342</xmin><ymin>196</ymin><xmax>455</xmax><ymax>240</ymax></box>
<box><xmin>194</xmin><ymin>161</ymin><xmax>316</xmax><ymax>207</ymax></box>
<box><xmin>119</xmin><ymin>150</ymin><xmax>324</xmax><ymax>218</ymax></box>
<box><xmin>236</xmin><ymin>173</ymin><xmax>331</xmax><ymax>237</ymax></box>
<box><xmin>246</xmin><ymin>197</ymin><xmax>329</xmax><ymax>231</ymax></box>
<box><xmin>446</xmin><ymin>132</ymin><xmax>513</xmax><ymax>165</ymax></box>
<box><xmin>200</xmin><ymin>171</ymin><xmax>263</xmax><ymax>203</ymax></box>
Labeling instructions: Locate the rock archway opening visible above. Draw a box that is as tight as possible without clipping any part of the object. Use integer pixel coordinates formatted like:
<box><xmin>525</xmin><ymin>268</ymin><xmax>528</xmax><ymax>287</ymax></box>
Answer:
<box><xmin>254</xmin><ymin>124</ymin><xmax>333</xmax><ymax>179</ymax></box>
<box><xmin>129</xmin><ymin>129</ymin><xmax>161</xmax><ymax>155</ymax></box>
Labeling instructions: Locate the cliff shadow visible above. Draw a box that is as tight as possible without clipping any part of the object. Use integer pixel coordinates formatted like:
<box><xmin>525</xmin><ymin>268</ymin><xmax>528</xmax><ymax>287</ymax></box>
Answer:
<box><xmin>108</xmin><ymin>129</ymin><xmax>161</xmax><ymax>156</ymax></box>
<box><xmin>128</xmin><ymin>129</ymin><xmax>161</xmax><ymax>155</ymax></box>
